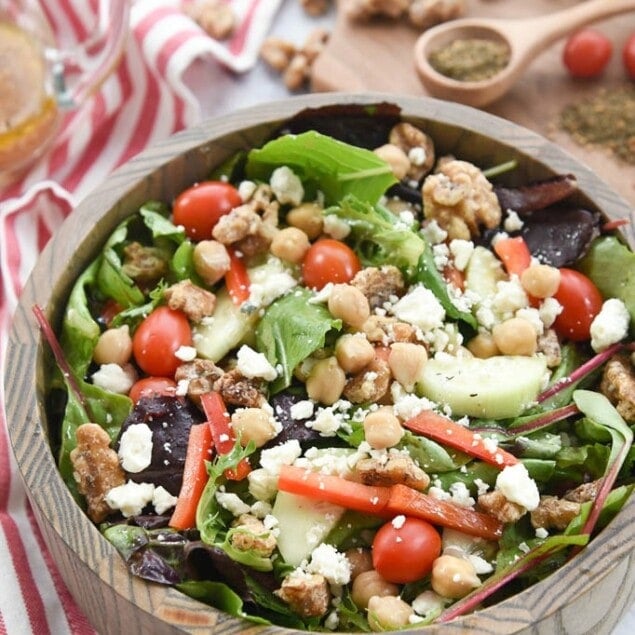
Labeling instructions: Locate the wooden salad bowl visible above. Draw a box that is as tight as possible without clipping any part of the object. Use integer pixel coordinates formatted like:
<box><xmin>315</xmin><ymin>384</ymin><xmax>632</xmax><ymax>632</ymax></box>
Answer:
<box><xmin>5</xmin><ymin>93</ymin><xmax>635</xmax><ymax>634</ymax></box>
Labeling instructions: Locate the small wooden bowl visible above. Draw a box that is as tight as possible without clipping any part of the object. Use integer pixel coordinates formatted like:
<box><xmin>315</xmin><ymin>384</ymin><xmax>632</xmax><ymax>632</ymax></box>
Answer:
<box><xmin>5</xmin><ymin>93</ymin><xmax>635</xmax><ymax>634</ymax></box>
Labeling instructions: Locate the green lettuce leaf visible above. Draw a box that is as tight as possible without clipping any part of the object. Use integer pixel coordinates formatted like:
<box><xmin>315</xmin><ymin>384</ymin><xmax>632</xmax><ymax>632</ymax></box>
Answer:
<box><xmin>325</xmin><ymin>195</ymin><xmax>425</xmax><ymax>273</ymax></box>
<box><xmin>245</xmin><ymin>131</ymin><xmax>397</xmax><ymax>205</ymax></box>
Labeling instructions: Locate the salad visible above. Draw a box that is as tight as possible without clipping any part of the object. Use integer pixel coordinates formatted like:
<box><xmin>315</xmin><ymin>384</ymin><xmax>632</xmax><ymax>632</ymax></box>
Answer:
<box><xmin>42</xmin><ymin>114</ymin><xmax>635</xmax><ymax>631</ymax></box>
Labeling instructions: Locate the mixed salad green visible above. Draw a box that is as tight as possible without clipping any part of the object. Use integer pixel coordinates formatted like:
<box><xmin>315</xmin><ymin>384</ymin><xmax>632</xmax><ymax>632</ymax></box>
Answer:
<box><xmin>42</xmin><ymin>117</ymin><xmax>635</xmax><ymax>631</ymax></box>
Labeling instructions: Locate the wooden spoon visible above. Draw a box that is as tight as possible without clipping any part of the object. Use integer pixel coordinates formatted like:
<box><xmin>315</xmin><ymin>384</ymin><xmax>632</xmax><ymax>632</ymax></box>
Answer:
<box><xmin>414</xmin><ymin>0</ymin><xmax>635</xmax><ymax>108</ymax></box>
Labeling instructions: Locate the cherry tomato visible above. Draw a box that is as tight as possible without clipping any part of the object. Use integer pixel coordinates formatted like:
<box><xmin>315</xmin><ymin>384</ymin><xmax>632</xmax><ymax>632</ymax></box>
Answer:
<box><xmin>301</xmin><ymin>238</ymin><xmax>361</xmax><ymax>290</ymax></box>
<box><xmin>563</xmin><ymin>29</ymin><xmax>612</xmax><ymax>79</ymax></box>
<box><xmin>129</xmin><ymin>377</ymin><xmax>177</xmax><ymax>403</ymax></box>
<box><xmin>132</xmin><ymin>306</ymin><xmax>192</xmax><ymax>376</ymax></box>
<box><xmin>623</xmin><ymin>33</ymin><xmax>635</xmax><ymax>79</ymax></box>
<box><xmin>172</xmin><ymin>181</ymin><xmax>242</xmax><ymax>240</ymax></box>
<box><xmin>372</xmin><ymin>516</ymin><xmax>441</xmax><ymax>584</ymax></box>
<box><xmin>552</xmin><ymin>268</ymin><xmax>604</xmax><ymax>342</ymax></box>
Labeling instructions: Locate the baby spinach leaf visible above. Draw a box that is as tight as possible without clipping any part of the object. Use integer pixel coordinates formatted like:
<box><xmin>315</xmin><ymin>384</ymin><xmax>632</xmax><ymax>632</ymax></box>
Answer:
<box><xmin>177</xmin><ymin>579</ymin><xmax>271</xmax><ymax>625</ymax></box>
<box><xmin>256</xmin><ymin>289</ymin><xmax>342</xmax><ymax>393</ymax></box>
<box><xmin>578</xmin><ymin>236</ymin><xmax>635</xmax><ymax>325</ymax></box>
<box><xmin>139</xmin><ymin>203</ymin><xmax>184</xmax><ymax>244</ymax></box>
<box><xmin>245</xmin><ymin>131</ymin><xmax>396</xmax><ymax>205</ymax></box>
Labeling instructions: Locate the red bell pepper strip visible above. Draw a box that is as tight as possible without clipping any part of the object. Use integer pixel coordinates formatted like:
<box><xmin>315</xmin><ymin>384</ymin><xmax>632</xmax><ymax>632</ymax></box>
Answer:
<box><xmin>385</xmin><ymin>484</ymin><xmax>503</xmax><ymax>541</ymax></box>
<box><xmin>200</xmin><ymin>391</ymin><xmax>251</xmax><ymax>480</ymax></box>
<box><xmin>169</xmin><ymin>423</ymin><xmax>213</xmax><ymax>530</ymax></box>
<box><xmin>225</xmin><ymin>247</ymin><xmax>250</xmax><ymax>305</ymax></box>
<box><xmin>493</xmin><ymin>235</ymin><xmax>532</xmax><ymax>277</ymax></box>
<box><xmin>402</xmin><ymin>410</ymin><xmax>519</xmax><ymax>468</ymax></box>
<box><xmin>277</xmin><ymin>466</ymin><xmax>503</xmax><ymax>540</ymax></box>
<box><xmin>277</xmin><ymin>465</ymin><xmax>391</xmax><ymax>515</ymax></box>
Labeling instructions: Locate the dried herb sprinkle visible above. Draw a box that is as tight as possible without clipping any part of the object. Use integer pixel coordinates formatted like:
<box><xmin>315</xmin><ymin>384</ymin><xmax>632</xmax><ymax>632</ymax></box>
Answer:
<box><xmin>559</xmin><ymin>84</ymin><xmax>635</xmax><ymax>164</ymax></box>
<box><xmin>428</xmin><ymin>38</ymin><xmax>510</xmax><ymax>82</ymax></box>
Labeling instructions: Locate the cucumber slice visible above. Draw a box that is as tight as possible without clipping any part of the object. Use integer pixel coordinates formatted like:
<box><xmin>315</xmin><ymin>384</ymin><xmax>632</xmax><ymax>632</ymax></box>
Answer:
<box><xmin>192</xmin><ymin>288</ymin><xmax>257</xmax><ymax>362</ymax></box>
<box><xmin>418</xmin><ymin>355</ymin><xmax>547</xmax><ymax>419</ymax></box>
<box><xmin>272</xmin><ymin>491</ymin><xmax>345</xmax><ymax>567</ymax></box>
<box><xmin>465</xmin><ymin>245</ymin><xmax>506</xmax><ymax>301</ymax></box>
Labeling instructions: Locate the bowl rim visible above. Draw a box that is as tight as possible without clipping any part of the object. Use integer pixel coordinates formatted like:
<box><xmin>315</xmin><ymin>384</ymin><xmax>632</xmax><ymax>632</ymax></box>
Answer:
<box><xmin>5</xmin><ymin>91</ymin><xmax>635</xmax><ymax>634</ymax></box>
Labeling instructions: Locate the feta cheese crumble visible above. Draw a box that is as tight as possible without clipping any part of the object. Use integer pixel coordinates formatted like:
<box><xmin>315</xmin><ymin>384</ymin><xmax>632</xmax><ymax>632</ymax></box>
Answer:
<box><xmin>270</xmin><ymin>166</ymin><xmax>304</xmax><ymax>206</ymax></box>
<box><xmin>496</xmin><ymin>463</ymin><xmax>540</xmax><ymax>511</ymax></box>
<box><xmin>105</xmin><ymin>482</ymin><xmax>155</xmax><ymax>517</ymax></box>
<box><xmin>118</xmin><ymin>423</ymin><xmax>153</xmax><ymax>473</ymax></box>
<box><xmin>92</xmin><ymin>363</ymin><xmax>135</xmax><ymax>394</ymax></box>
<box><xmin>390</xmin><ymin>286</ymin><xmax>445</xmax><ymax>332</ymax></box>
<box><xmin>305</xmin><ymin>543</ymin><xmax>351</xmax><ymax>586</ymax></box>
<box><xmin>236</xmin><ymin>345</ymin><xmax>278</xmax><ymax>381</ymax></box>
<box><xmin>590</xmin><ymin>298</ymin><xmax>630</xmax><ymax>352</ymax></box>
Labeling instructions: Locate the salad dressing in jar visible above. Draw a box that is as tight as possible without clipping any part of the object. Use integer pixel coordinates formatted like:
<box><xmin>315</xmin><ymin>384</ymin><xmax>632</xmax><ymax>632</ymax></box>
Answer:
<box><xmin>0</xmin><ymin>0</ymin><xmax>130</xmax><ymax>187</ymax></box>
<box><xmin>0</xmin><ymin>20</ymin><xmax>59</xmax><ymax>184</ymax></box>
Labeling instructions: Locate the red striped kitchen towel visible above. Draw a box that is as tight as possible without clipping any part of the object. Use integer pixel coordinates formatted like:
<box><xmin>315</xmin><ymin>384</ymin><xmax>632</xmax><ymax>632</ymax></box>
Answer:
<box><xmin>0</xmin><ymin>1</ymin><xmax>281</xmax><ymax>632</ymax></box>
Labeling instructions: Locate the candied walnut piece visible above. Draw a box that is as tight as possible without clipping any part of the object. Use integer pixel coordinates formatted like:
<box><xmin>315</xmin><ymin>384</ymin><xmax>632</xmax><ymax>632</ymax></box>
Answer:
<box><xmin>175</xmin><ymin>358</ymin><xmax>224</xmax><ymax>403</ymax></box>
<box><xmin>283</xmin><ymin>53</ymin><xmax>311</xmax><ymax>91</ymax></box>
<box><xmin>260</xmin><ymin>30</ymin><xmax>329</xmax><ymax>91</ymax></box>
<box><xmin>276</xmin><ymin>573</ymin><xmax>331</xmax><ymax>618</ymax></box>
<box><xmin>212</xmin><ymin>188</ymin><xmax>279</xmax><ymax>257</ymax></box>
<box><xmin>164</xmin><ymin>280</ymin><xmax>216</xmax><ymax>323</ymax></box>
<box><xmin>530</xmin><ymin>495</ymin><xmax>581</xmax><ymax>531</ymax></box>
<box><xmin>408</xmin><ymin>0</ymin><xmax>466</xmax><ymax>29</ymax></box>
<box><xmin>230</xmin><ymin>514</ymin><xmax>277</xmax><ymax>557</ymax></box>
<box><xmin>70</xmin><ymin>423</ymin><xmax>125</xmax><ymax>523</ymax></box>
<box><xmin>351</xmin><ymin>265</ymin><xmax>405</xmax><ymax>310</ymax></box>
<box><xmin>213</xmin><ymin>205</ymin><xmax>262</xmax><ymax>244</ymax></box>
<box><xmin>362</xmin><ymin>315</ymin><xmax>418</xmax><ymax>345</ymax></box>
<box><xmin>215</xmin><ymin>369</ymin><xmax>266</xmax><ymax>408</ymax></box>
<box><xmin>343</xmin><ymin>356</ymin><xmax>391</xmax><ymax>403</ymax></box>
<box><xmin>564</xmin><ymin>480</ymin><xmax>600</xmax><ymax>503</ymax></box>
<box><xmin>185</xmin><ymin>0</ymin><xmax>236</xmax><ymax>40</ymax></box>
<box><xmin>346</xmin><ymin>0</ymin><xmax>410</xmax><ymax>20</ymax></box>
<box><xmin>356</xmin><ymin>454</ymin><xmax>430</xmax><ymax>490</ymax></box>
<box><xmin>388</xmin><ymin>122</ymin><xmax>436</xmax><ymax>181</ymax></box>
<box><xmin>478</xmin><ymin>489</ymin><xmax>526</xmax><ymax>524</ymax></box>
<box><xmin>260</xmin><ymin>37</ymin><xmax>296</xmax><ymax>72</ymax></box>
<box><xmin>422</xmin><ymin>159</ymin><xmax>502</xmax><ymax>240</ymax></box>
<box><xmin>600</xmin><ymin>353</ymin><xmax>635</xmax><ymax>423</ymax></box>
<box><xmin>122</xmin><ymin>241</ymin><xmax>169</xmax><ymax>286</ymax></box>
<box><xmin>300</xmin><ymin>0</ymin><xmax>331</xmax><ymax>16</ymax></box>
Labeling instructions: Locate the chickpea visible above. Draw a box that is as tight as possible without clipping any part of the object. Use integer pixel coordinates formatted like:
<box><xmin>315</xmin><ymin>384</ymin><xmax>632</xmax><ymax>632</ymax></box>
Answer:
<box><xmin>93</xmin><ymin>325</ymin><xmax>132</xmax><ymax>366</ymax></box>
<box><xmin>367</xmin><ymin>595</ymin><xmax>414</xmax><ymax>632</ymax></box>
<box><xmin>466</xmin><ymin>332</ymin><xmax>500</xmax><ymax>359</ymax></box>
<box><xmin>492</xmin><ymin>317</ymin><xmax>537</xmax><ymax>356</ymax></box>
<box><xmin>286</xmin><ymin>202</ymin><xmax>323</xmax><ymax>239</ymax></box>
<box><xmin>335</xmin><ymin>333</ymin><xmax>375</xmax><ymax>374</ymax></box>
<box><xmin>520</xmin><ymin>264</ymin><xmax>561</xmax><ymax>299</ymax></box>
<box><xmin>305</xmin><ymin>356</ymin><xmax>346</xmax><ymax>405</ymax></box>
<box><xmin>345</xmin><ymin>547</ymin><xmax>373</xmax><ymax>581</ymax></box>
<box><xmin>270</xmin><ymin>226</ymin><xmax>310</xmax><ymax>263</ymax></box>
<box><xmin>231</xmin><ymin>408</ymin><xmax>277</xmax><ymax>448</ymax></box>
<box><xmin>388</xmin><ymin>342</ymin><xmax>428</xmax><ymax>392</ymax></box>
<box><xmin>193</xmin><ymin>240</ymin><xmax>231</xmax><ymax>286</ymax></box>
<box><xmin>328</xmin><ymin>284</ymin><xmax>370</xmax><ymax>330</ymax></box>
<box><xmin>373</xmin><ymin>143</ymin><xmax>411</xmax><ymax>181</ymax></box>
<box><xmin>431</xmin><ymin>554</ymin><xmax>481</xmax><ymax>599</ymax></box>
<box><xmin>351</xmin><ymin>570</ymin><xmax>399</xmax><ymax>610</ymax></box>
<box><xmin>363</xmin><ymin>406</ymin><xmax>404</xmax><ymax>449</ymax></box>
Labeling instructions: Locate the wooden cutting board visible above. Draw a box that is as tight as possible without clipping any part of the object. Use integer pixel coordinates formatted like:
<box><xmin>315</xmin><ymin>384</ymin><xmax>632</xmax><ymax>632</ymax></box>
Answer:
<box><xmin>311</xmin><ymin>0</ymin><xmax>635</xmax><ymax>208</ymax></box>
